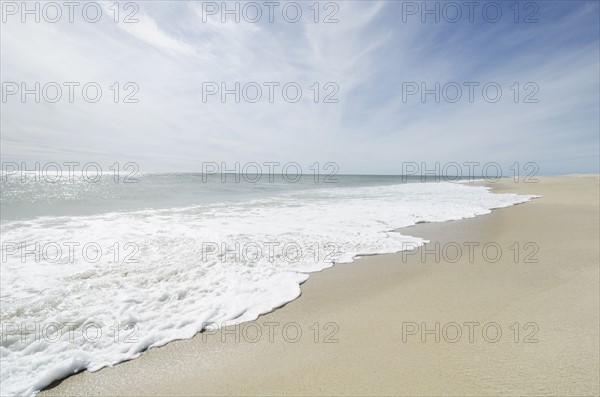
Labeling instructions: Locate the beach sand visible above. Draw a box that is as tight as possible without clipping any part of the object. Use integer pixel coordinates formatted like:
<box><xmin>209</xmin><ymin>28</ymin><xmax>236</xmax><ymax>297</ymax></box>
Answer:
<box><xmin>41</xmin><ymin>175</ymin><xmax>600</xmax><ymax>396</ymax></box>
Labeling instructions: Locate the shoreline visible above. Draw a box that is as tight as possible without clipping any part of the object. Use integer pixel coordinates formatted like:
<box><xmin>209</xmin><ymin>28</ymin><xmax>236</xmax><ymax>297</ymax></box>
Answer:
<box><xmin>41</xmin><ymin>175</ymin><xmax>600</xmax><ymax>396</ymax></box>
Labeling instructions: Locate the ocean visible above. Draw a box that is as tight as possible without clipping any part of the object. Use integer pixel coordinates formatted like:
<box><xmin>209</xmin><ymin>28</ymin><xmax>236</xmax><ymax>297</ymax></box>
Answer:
<box><xmin>0</xmin><ymin>173</ymin><xmax>536</xmax><ymax>396</ymax></box>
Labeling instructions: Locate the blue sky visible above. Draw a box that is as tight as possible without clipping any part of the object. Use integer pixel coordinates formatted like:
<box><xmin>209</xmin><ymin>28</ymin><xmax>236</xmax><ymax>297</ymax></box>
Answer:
<box><xmin>1</xmin><ymin>0</ymin><xmax>599</xmax><ymax>174</ymax></box>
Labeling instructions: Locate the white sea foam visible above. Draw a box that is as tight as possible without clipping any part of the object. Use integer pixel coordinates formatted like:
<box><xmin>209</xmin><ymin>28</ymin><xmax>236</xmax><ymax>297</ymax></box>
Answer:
<box><xmin>0</xmin><ymin>182</ymin><xmax>537</xmax><ymax>396</ymax></box>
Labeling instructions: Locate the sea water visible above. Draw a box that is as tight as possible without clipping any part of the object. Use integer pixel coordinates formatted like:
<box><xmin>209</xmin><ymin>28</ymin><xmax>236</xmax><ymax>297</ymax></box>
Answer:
<box><xmin>0</xmin><ymin>174</ymin><xmax>537</xmax><ymax>396</ymax></box>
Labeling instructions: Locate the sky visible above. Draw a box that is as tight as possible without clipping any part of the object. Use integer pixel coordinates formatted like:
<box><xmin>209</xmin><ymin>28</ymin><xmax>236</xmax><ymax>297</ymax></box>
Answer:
<box><xmin>1</xmin><ymin>0</ymin><xmax>599</xmax><ymax>175</ymax></box>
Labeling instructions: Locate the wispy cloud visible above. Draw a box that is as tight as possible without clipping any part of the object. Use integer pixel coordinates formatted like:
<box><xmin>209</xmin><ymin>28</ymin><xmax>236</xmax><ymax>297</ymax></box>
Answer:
<box><xmin>1</xmin><ymin>1</ymin><xmax>598</xmax><ymax>174</ymax></box>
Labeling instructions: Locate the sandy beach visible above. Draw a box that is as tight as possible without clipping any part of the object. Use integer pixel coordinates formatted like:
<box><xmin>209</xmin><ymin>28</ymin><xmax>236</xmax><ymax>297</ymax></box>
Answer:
<box><xmin>41</xmin><ymin>175</ymin><xmax>599</xmax><ymax>396</ymax></box>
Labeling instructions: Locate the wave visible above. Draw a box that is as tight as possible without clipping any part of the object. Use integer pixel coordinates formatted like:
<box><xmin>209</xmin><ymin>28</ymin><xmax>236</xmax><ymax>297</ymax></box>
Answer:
<box><xmin>0</xmin><ymin>182</ymin><xmax>537</xmax><ymax>396</ymax></box>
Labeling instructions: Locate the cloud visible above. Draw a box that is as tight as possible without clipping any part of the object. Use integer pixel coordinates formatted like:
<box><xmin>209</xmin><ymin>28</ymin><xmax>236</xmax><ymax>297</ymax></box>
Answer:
<box><xmin>1</xmin><ymin>1</ymin><xmax>598</xmax><ymax>174</ymax></box>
